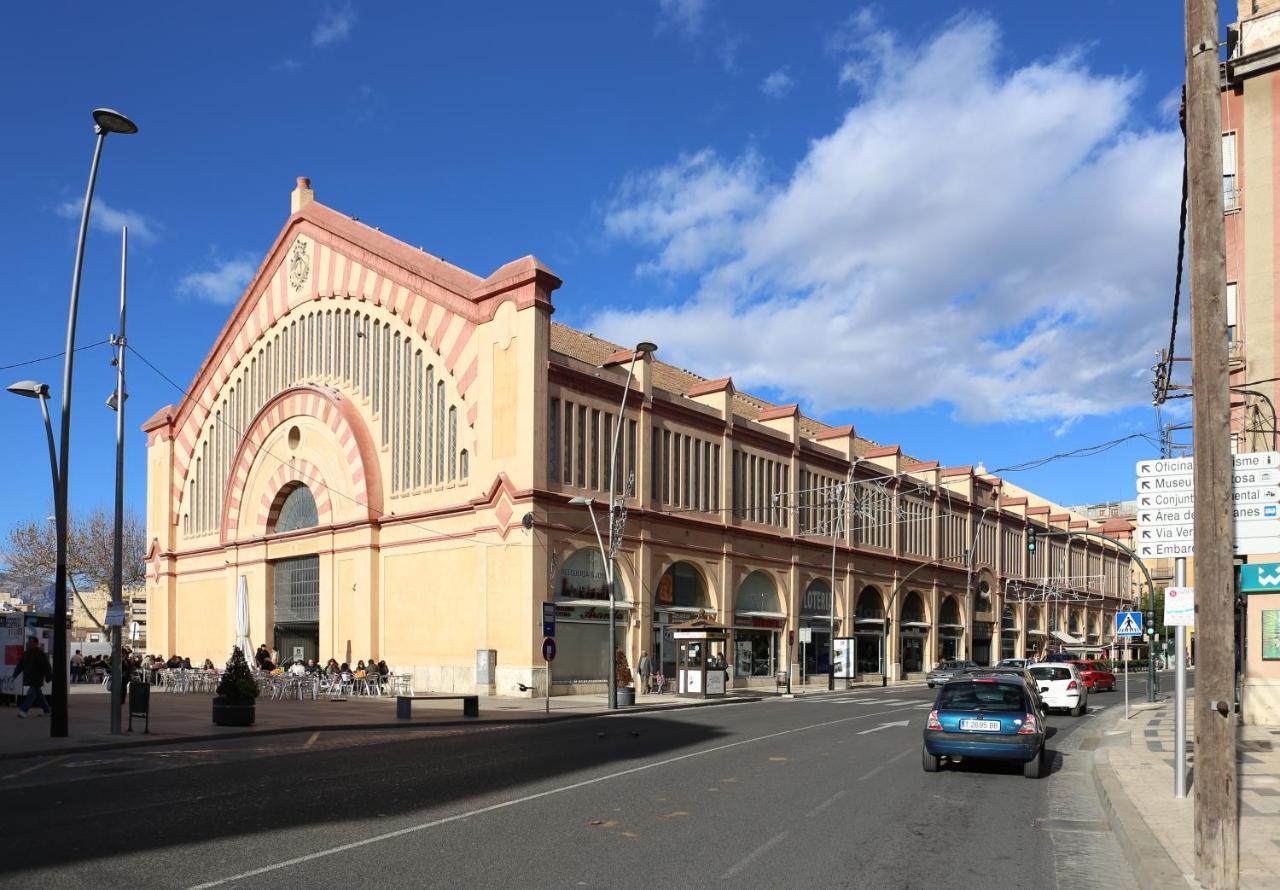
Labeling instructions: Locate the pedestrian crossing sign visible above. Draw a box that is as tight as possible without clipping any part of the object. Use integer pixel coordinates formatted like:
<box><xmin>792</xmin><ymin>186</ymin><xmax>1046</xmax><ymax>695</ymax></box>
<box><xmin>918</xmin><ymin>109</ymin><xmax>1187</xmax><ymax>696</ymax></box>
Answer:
<box><xmin>1116</xmin><ymin>611</ymin><xmax>1143</xmax><ymax>637</ymax></box>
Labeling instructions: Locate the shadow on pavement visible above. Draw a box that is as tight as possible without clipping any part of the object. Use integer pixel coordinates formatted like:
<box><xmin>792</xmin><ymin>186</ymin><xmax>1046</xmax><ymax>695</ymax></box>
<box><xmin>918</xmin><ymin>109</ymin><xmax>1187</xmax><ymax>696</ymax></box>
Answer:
<box><xmin>0</xmin><ymin>713</ymin><xmax>727</xmax><ymax>879</ymax></box>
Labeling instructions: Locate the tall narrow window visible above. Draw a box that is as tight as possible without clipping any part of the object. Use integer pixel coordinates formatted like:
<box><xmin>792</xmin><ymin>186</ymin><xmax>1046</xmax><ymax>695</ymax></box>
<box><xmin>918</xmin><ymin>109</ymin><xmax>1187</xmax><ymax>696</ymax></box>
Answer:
<box><xmin>682</xmin><ymin>436</ymin><xmax>691</xmax><ymax>508</ymax></box>
<box><xmin>672</xmin><ymin>434</ymin><xmax>681</xmax><ymax>507</ymax></box>
<box><xmin>627</xmin><ymin>419</ymin><xmax>637</xmax><ymax>495</ymax></box>
<box><xmin>459</xmin><ymin>449</ymin><xmax>469</xmax><ymax>480</ymax></box>
<box><xmin>602</xmin><ymin>413</ymin><xmax>613</xmax><ymax>493</ymax></box>
<box><xmin>651</xmin><ymin>428</ymin><xmax>661</xmax><ymax>500</ymax></box>
<box><xmin>382</xmin><ymin>326</ymin><xmax>392</xmax><ymax>442</ymax></box>
<box><xmin>437</xmin><ymin>381</ymin><xmax>446</xmax><ymax>481</ymax></box>
<box><xmin>448</xmin><ymin>406</ymin><xmax>457</xmax><ymax>481</ymax></box>
<box><xmin>1227</xmin><ymin>281</ymin><xmax>1238</xmax><ymax>344</ymax></box>
<box><xmin>412</xmin><ymin>351</ymin><xmax>423</xmax><ymax>489</ymax></box>
<box><xmin>391</xmin><ymin>333</ymin><xmax>402</xmax><ymax>488</ymax></box>
<box><xmin>1223</xmin><ymin>131</ymin><xmax>1238</xmax><ymax>211</ymax></box>
<box><xmin>401</xmin><ymin>340</ymin><xmax>412</xmax><ymax>490</ymax></box>
<box><xmin>663</xmin><ymin>431</ymin><xmax>672</xmax><ymax>504</ymax></box>
<box><xmin>372</xmin><ymin>323</ymin><xmax>382</xmax><ymax>415</ymax></box>
<box><xmin>564</xmin><ymin>401</ymin><xmax>574</xmax><ymax>485</ymax></box>
<box><xmin>576</xmin><ymin>405</ymin><xmax>587</xmax><ymax>488</ymax></box>
<box><xmin>712</xmin><ymin>444</ymin><xmax>720</xmax><ymax>514</ymax></box>
<box><xmin>590</xmin><ymin>409</ymin><xmax>600</xmax><ymax>490</ymax></box>
<box><xmin>548</xmin><ymin>398</ymin><xmax>561</xmax><ymax>482</ymax></box>
<box><xmin>425</xmin><ymin>366</ymin><xmax>435</xmax><ymax>484</ymax></box>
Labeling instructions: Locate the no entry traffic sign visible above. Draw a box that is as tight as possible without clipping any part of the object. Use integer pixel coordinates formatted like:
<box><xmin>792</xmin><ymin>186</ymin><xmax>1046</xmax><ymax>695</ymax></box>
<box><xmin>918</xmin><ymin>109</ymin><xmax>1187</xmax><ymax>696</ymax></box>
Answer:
<box><xmin>542</xmin><ymin>636</ymin><xmax>556</xmax><ymax>662</ymax></box>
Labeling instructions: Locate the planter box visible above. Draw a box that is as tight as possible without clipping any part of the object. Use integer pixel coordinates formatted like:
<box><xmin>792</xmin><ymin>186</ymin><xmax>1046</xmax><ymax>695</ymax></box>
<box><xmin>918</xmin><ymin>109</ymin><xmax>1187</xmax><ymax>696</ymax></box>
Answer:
<box><xmin>212</xmin><ymin>697</ymin><xmax>256</xmax><ymax>727</ymax></box>
<box><xmin>617</xmin><ymin>687</ymin><xmax>635</xmax><ymax>707</ymax></box>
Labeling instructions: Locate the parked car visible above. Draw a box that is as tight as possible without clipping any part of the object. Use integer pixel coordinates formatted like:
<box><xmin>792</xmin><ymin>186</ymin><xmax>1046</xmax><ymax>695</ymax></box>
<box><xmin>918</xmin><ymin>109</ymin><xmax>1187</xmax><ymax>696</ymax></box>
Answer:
<box><xmin>1068</xmin><ymin>659</ymin><xmax>1116</xmax><ymax>692</ymax></box>
<box><xmin>926</xmin><ymin>660</ymin><xmax>977</xmax><ymax>688</ymax></box>
<box><xmin>922</xmin><ymin>676</ymin><xmax>1048</xmax><ymax>778</ymax></box>
<box><xmin>996</xmin><ymin>658</ymin><xmax>1028</xmax><ymax>670</ymax></box>
<box><xmin>1039</xmin><ymin>652</ymin><xmax>1073</xmax><ymax>663</ymax></box>
<box><xmin>1028</xmin><ymin>662</ymin><xmax>1088</xmax><ymax>717</ymax></box>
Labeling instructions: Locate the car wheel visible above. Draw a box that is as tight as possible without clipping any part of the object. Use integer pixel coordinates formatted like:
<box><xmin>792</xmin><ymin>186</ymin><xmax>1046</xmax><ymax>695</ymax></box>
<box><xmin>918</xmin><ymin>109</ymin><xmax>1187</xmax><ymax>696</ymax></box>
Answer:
<box><xmin>922</xmin><ymin>746</ymin><xmax>940</xmax><ymax>773</ymax></box>
<box><xmin>1023</xmin><ymin>746</ymin><xmax>1045</xmax><ymax>779</ymax></box>
<box><xmin>927</xmin><ymin>682</ymin><xmax>934</xmax><ymax>689</ymax></box>
<box><xmin>1071</xmin><ymin>701</ymin><xmax>1085</xmax><ymax>718</ymax></box>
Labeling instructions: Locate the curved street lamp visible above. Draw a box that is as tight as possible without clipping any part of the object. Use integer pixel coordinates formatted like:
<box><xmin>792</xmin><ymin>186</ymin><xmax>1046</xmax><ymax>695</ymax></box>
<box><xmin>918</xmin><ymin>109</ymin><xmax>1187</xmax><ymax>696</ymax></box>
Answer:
<box><xmin>44</xmin><ymin>107</ymin><xmax>137</xmax><ymax>738</ymax></box>
<box><xmin>570</xmin><ymin>341</ymin><xmax>657</xmax><ymax>709</ymax></box>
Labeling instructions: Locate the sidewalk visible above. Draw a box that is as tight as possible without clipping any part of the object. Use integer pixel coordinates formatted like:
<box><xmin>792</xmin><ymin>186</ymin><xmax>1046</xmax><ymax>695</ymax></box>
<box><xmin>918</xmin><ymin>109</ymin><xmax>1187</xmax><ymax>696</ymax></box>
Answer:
<box><xmin>1092</xmin><ymin>695</ymin><xmax>1280</xmax><ymax>889</ymax></box>
<box><xmin>0</xmin><ymin>686</ymin><xmax>762</xmax><ymax>761</ymax></box>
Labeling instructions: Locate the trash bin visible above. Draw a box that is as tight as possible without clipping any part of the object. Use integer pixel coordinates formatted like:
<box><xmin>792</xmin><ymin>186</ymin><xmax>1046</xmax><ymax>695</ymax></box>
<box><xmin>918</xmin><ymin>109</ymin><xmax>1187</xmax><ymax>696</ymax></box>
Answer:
<box><xmin>617</xmin><ymin>686</ymin><xmax>635</xmax><ymax>707</ymax></box>
<box><xmin>128</xmin><ymin>680</ymin><xmax>151</xmax><ymax>733</ymax></box>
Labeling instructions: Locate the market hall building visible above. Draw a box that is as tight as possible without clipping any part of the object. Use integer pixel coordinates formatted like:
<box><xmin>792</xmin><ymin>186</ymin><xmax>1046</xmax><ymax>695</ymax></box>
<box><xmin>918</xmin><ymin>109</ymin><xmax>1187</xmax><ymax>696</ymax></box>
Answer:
<box><xmin>143</xmin><ymin>178</ymin><xmax>1136</xmax><ymax>695</ymax></box>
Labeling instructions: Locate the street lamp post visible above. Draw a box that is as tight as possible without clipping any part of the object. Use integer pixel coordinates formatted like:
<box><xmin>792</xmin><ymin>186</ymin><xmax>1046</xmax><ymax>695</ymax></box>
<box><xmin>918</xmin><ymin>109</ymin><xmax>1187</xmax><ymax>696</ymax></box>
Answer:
<box><xmin>6</xmin><ymin>382</ymin><xmax>58</xmax><ymax>498</ymax></box>
<box><xmin>106</xmin><ymin>226</ymin><xmax>129</xmax><ymax>734</ymax></box>
<box><xmin>964</xmin><ymin>505</ymin><xmax>995</xmax><ymax>665</ymax></box>
<box><xmin>48</xmin><ymin>108</ymin><xmax>138</xmax><ymax>738</ymax></box>
<box><xmin>571</xmin><ymin>341</ymin><xmax>657</xmax><ymax>709</ymax></box>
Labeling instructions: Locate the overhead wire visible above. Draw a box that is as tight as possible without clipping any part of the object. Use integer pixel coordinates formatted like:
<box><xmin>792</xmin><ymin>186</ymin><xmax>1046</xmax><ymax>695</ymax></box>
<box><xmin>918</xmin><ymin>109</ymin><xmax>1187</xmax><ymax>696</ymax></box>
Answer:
<box><xmin>0</xmin><ymin>338</ymin><xmax>111</xmax><ymax>372</ymax></box>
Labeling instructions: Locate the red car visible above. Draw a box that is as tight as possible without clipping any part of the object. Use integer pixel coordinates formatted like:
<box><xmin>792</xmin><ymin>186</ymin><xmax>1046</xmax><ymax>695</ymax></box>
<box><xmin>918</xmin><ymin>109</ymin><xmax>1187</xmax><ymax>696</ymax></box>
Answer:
<box><xmin>1069</xmin><ymin>660</ymin><xmax>1116</xmax><ymax>692</ymax></box>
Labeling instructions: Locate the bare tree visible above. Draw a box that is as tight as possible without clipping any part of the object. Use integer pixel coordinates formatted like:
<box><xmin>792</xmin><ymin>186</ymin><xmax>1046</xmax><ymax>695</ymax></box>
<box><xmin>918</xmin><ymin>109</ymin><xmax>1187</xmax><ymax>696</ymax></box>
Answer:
<box><xmin>3</xmin><ymin>508</ymin><xmax>147</xmax><ymax>628</ymax></box>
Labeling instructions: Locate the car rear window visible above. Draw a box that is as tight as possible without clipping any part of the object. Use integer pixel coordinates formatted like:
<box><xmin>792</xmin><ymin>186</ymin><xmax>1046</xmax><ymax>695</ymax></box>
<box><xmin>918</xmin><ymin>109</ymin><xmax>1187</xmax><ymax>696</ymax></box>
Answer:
<box><xmin>1031</xmin><ymin>666</ymin><xmax>1072</xmax><ymax>681</ymax></box>
<box><xmin>937</xmin><ymin>681</ymin><xmax>1026</xmax><ymax>712</ymax></box>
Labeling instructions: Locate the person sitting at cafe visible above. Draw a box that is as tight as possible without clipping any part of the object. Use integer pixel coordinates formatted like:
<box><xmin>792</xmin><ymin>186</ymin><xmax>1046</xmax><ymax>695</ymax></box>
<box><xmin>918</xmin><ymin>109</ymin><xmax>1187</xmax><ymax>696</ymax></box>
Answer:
<box><xmin>325</xmin><ymin>658</ymin><xmax>340</xmax><ymax>675</ymax></box>
<box><xmin>376</xmin><ymin>659</ymin><xmax>389</xmax><ymax>677</ymax></box>
<box><xmin>305</xmin><ymin>658</ymin><xmax>321</xmax><ymax>674</ymax></box>
<box><xmin>288</xmin><ymin>659</ymin><xmax>307</xmax><ymax>676</ymax></box>
<box><xmin>166</xmin><ymin>654</ymin><xmax>183</xmax><ymax>669</ymax></box>
<box><xmin>201</xmin><ymin>658</ymin><xmax>215</xmax><ymax>670</ymax></box>
<box><xmin>355</xmin><ymin>660</ymin><xmax>367</xmax><ymax>674</ymax></box>
<box><xmin>181</xmin><ymin>657</ymin><xmax>193</xmax><ymax>669</ymax></box>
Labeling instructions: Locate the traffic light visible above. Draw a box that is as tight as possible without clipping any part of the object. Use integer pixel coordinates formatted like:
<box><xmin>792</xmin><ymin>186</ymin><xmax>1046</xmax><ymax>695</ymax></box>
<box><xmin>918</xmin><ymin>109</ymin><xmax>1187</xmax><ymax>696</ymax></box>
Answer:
<box><xmin>1027</xmin><ymin>526</ymin><xmax>1037</xmax><ymax>553</ymax></box>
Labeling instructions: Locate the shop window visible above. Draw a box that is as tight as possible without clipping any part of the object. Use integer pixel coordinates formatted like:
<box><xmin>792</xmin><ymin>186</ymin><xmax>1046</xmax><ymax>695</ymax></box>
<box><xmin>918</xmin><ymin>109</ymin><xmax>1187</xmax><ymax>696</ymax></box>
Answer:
<box><xmin>269</xmin><ymin>483</ymin><xmax>319</xmax><ymax>534</ymax></box>
<box><xmin>736</xmin><ymin>571</ymin><xmax>781</xmax><ymax>613</ymax></box>
<box><xmin>656</xmin><ymin>561</ymin><xmax>709</xmax><ymax>609</ymax></box>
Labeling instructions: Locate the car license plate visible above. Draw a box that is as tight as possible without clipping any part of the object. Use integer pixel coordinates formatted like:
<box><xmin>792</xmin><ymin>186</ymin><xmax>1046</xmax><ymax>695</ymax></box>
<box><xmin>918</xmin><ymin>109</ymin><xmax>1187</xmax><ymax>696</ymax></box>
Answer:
<box><xmin>959</xmin><ymin>719</ymin><xmax>1000</xmax><ymax>732</ymax></box>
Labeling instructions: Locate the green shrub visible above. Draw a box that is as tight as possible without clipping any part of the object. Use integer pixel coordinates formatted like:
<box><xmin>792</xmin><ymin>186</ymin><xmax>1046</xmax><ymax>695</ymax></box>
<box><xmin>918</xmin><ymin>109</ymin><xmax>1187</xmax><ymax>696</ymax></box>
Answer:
<box><xmin>216</xmin><ymin>646</ymin><xmax>260</xmax><ymax>701</ymax></box>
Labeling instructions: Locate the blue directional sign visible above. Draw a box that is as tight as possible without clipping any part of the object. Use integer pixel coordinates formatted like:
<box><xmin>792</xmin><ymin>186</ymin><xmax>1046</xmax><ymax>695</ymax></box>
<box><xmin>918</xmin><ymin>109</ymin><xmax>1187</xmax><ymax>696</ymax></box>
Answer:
<box><xmin>542</xmin><ymin>602</ymin><xmax>556</xmax><ymax>638</ymax></box>
<box><xmin>1116</xmin><ymin>611</ymin><xmax>1144</xmax><ymax>637</ymax></box>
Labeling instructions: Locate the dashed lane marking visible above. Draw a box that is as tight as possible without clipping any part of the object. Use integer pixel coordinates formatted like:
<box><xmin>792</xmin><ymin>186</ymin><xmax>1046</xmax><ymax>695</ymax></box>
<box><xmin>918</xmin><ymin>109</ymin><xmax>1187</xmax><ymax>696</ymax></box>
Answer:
<box><xmin>2</xmin><ymin>754</ymin><xmax>69</xmax><ymax>780</ymax></box>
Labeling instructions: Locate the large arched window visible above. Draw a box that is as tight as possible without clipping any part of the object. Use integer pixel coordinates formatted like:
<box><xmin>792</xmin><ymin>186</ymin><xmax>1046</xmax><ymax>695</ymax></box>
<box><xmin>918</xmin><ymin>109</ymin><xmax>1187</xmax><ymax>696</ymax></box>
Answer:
<box><xmin>558</xmin><ymin>548</ymin><xmax>615</xmax><ymax>601</ymax></box>
<box><xmin>269</xmin><ymin>484</ymin><xmax>318</xmax><ymax>534</ymax></box>
<box><xmin>656</xmin><ymin>561</ymin><xmax>709</xmax><ymax>609</ymax></box>
<box><xmin>855</xmin><ymin>586</ymin><xmax>884</xmax><ymax>620</ymax></box>
<box><xmin>1002</xmin><ymin>604</ymin><xmax>1019</xmax><ymax>631</ymax></box>
<box><xmin>900</xmin><ymin>591</ymin><xmax>927</xmax><ymax>625</ymax></box>
<box><xmin>939</xmin><ymin>596</ymin><xmax>963</xmax><ymax>627</ymax></box>
<box><xmin>736</xmin><ymin>571</ymin><xmax>782</xmax><ymax>614</ymax></box>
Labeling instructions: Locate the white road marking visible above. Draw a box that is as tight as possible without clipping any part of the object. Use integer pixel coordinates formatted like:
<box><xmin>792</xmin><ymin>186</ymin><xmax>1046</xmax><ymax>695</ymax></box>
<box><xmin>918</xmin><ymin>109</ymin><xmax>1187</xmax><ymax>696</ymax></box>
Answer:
<box><xmin>857</xmin><ymin>747</ymin><xmax>913</xmax><ymax>782</ymax></box>
<box><xmin>806</xmin><ymin>788</ymin><xmax>847</xmax><ymax>818</ymax></box>
<box><xmin>720</xmin><ymin>832</ymin><xmax>789</xmax><ymax>879</ymax></box>
<box><xmin>303</xmin><ymin>732</ymin><xmax>320</xmax><ymax>749</ymax></box>
<box><xmin>2</xmin><ymin>754</ymin><xmax>69</xmax><ymax>780</ymax></box>
<box><xmin>188</xmin><ymin>704</ymin><xmax>921</xmax><ymax>888</ymax></box>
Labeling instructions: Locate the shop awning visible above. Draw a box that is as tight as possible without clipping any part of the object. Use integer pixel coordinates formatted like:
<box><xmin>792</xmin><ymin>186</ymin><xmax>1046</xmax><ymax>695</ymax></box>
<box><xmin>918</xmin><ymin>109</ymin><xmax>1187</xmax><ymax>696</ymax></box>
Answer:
<box><xmin>554</xmin><ymin>598</ymin><xmax>635</xmax><ymax>609</ymax></box>
<box><xmin>1053</xmin><ymin>630</ymin><xmax>1083</xmax><ymax>645</ymax></box>
<box><xmin>734</xmin><ymin>611</ymin><xmax>787</xmax><ymax>619</ymax></box>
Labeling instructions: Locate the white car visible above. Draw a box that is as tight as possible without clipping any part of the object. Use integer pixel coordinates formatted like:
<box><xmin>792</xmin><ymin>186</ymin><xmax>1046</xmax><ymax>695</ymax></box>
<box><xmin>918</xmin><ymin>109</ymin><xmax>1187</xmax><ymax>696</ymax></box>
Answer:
<box><xmin>1028</xmin><ymin>662</ymin><xmax>1088</xmax><ymax>717</ymax></box>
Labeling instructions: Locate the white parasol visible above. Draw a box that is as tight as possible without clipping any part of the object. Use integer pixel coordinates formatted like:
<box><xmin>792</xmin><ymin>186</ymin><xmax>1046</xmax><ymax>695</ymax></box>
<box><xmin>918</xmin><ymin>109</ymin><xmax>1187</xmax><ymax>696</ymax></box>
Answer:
<box><xmin>234</xmin><ymin>575</ymin><xmax>253</xmax><ymax>660</ymax></box>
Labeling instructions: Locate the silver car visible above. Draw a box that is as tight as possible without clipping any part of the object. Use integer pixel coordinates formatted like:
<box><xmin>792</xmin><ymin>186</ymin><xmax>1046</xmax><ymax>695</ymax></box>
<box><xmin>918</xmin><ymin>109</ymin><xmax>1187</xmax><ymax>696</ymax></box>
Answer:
<box><xmin>926</xmin><ymin>659</ymin><xmax>978</xmax><ymax>688</ymax></box>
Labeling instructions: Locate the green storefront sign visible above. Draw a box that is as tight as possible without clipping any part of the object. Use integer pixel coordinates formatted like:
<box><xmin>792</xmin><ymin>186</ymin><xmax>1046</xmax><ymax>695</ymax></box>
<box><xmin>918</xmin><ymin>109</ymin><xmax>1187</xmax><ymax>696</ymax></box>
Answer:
<box><xmin>1264</xmin><ymin>610</ymin><xmax>1280</xmax><ymax>661</ymax></box>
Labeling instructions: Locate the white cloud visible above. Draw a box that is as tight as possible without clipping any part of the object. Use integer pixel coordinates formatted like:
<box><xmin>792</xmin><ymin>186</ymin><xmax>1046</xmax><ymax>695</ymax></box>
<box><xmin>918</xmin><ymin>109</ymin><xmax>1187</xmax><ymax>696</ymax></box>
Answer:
<box><xmin>177</xmin><ymin>254</ymin><xmax>257</xmax><ymax>305</ymax></box>
<box><xmin>594</xmin><ymin>14</ymin><xmax>1182</xmax><ymax>424</ymax></box>
<box><xmin>56</xmin><ymin>198</ymin><xmax>159</xmax><ymax>243</ymax></box>
<box><xmin>760</xmin><ymin>68</ymin><xmax>795</xmax><ymax>99</ymax></box>
<box><xmin>313</xmin><ymin>6</ymin><xmax>356</xmax><ymax>48</ymax></box>
<box><xmin>657</xmin><ymin>0</ymin><xmax>706</xmax><ymax>37</ymax></box>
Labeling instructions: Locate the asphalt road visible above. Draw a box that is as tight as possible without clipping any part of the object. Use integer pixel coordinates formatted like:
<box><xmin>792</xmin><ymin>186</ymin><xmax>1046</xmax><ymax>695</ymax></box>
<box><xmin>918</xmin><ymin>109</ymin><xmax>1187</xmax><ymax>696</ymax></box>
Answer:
<box><xmin>0</xmin><ymin>673</ymin><xmax>1190</xmax><ymax>889</ymax></box>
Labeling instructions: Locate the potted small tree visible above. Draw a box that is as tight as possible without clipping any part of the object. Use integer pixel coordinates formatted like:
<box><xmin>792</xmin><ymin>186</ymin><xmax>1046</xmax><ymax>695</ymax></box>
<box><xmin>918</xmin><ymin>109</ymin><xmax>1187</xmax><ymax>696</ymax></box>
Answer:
<box><xmin>212</xmin><ymin>645</ymin><xmax>259</xmax><ymax>726</ymax></box>
<box><xmin>615</xmin><ymin>649</ymin><xmax>635</xmax><ymax>707</ymax></box>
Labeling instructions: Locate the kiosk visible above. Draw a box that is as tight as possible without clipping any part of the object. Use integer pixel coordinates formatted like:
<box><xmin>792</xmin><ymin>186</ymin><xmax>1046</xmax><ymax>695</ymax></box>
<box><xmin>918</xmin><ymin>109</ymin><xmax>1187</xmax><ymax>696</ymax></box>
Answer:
<box><xmin>671</xmin><ymin>618</ymin><xmax>729</xmax><ymax>698</ymax></box>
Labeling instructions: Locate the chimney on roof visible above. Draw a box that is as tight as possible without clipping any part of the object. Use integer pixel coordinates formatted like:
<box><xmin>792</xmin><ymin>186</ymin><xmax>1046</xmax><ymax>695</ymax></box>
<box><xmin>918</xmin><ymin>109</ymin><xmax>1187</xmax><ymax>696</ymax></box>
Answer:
<box><xmin>291</xmin><ymin>176</ymin><xmax>314</xmax><ymax>214</ymax></box>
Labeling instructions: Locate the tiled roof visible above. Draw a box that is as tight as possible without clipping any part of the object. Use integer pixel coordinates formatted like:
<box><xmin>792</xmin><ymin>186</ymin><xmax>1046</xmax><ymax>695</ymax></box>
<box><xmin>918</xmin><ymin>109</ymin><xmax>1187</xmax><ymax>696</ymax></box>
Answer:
<box><xmin>549</xmin><ymin>322</ymin><xmax>881</xmax><ymax>454</ymax></box>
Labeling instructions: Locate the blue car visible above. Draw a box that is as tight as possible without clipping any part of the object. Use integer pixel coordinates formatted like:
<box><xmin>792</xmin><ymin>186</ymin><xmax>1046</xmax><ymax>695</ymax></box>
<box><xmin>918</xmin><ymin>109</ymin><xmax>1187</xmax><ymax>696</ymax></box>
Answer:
<box><xmin>922</xmin><ymin>676</ymin><xmax>1048</xmax><ymax>778</ymax></box>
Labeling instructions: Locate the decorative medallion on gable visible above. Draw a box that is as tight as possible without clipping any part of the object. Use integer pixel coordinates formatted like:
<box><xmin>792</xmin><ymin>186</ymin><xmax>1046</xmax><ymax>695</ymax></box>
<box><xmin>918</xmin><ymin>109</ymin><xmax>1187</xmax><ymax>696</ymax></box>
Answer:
<box><xmin>288</xmin><ymin>237</ymin><xmax>311</xmax><ymax>292</ymax></box>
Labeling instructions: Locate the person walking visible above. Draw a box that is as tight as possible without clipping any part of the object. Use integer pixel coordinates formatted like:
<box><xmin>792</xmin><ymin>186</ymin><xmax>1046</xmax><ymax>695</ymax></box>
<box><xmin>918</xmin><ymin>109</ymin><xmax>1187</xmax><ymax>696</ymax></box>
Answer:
<box><xmin>12</xmin><ymin>637</ymin><xmax>54</xmax><ymax>718</ymax></box>
<box><xmin>638</xmin><ymin>650</ymin><xmax>654</xmax><ymax>695</ymax></box>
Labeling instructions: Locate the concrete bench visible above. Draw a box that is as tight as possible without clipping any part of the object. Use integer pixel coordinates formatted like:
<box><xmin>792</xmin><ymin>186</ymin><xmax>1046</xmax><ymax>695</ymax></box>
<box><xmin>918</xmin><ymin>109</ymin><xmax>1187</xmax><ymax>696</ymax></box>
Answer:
<box><xmin>395</xmin><ymin>694</ymin><xmax>479</xmax><ymax>719</ymax></box>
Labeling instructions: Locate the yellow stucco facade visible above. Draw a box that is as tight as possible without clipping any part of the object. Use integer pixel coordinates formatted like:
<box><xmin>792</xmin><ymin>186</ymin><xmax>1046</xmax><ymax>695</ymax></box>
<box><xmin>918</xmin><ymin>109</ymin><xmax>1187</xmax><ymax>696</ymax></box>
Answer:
<box><xmin>145</xmin><ymin>178</ymin><xmax>1134</xmax><ymax>696</ymax></box>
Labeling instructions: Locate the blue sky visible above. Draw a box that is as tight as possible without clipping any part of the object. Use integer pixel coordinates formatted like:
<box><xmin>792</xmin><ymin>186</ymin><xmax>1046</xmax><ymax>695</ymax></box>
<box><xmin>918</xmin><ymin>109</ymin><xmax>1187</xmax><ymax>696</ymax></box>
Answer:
<box><xmin>0</xmin><ymin>1</ymin><xmax>1197</xmax><ymax>538</ymax></box>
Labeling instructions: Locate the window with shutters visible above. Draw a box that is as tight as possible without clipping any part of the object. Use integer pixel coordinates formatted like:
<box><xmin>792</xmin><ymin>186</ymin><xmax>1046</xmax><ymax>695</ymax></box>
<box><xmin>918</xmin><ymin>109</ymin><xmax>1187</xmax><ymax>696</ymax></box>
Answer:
<box><xmin>1227</xmin><ymin>281</ymin><xmax>1238</xmax><ymax>344</ymax></box>
<box><xmin>1223</xmin><ymin>131</ymin><xmax>1238</xmax><ymax>211</ymax></box>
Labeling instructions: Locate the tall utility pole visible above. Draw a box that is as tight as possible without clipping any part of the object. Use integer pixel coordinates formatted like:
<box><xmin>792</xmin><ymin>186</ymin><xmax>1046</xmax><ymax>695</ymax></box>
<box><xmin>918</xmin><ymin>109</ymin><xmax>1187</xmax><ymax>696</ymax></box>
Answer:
<box><xmin>1185</xmin><ymin>0</ymin><xmax>1238</xmax><ymax>885</ymax></box>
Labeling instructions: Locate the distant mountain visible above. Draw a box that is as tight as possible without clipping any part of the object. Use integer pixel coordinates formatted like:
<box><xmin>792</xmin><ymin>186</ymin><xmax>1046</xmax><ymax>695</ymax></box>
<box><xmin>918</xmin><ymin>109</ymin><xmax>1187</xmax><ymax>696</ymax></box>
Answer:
<box><xmin>0</xmin><ymin>572</ymin><xmax>54</xmax><ymax>612</ymax></box>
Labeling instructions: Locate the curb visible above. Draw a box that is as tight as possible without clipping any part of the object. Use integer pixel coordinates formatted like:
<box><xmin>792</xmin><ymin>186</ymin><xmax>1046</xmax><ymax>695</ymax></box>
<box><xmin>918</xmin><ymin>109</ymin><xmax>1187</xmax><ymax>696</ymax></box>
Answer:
<box><xmin>1090</xmin><ymin>709</ymin><xmax>1194</xmax><ymax>890</ymax></box>
<box><xmin>0</xmin><ymin>694</ymin><xmax>764</xmax><ymax>762</ymax></box>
